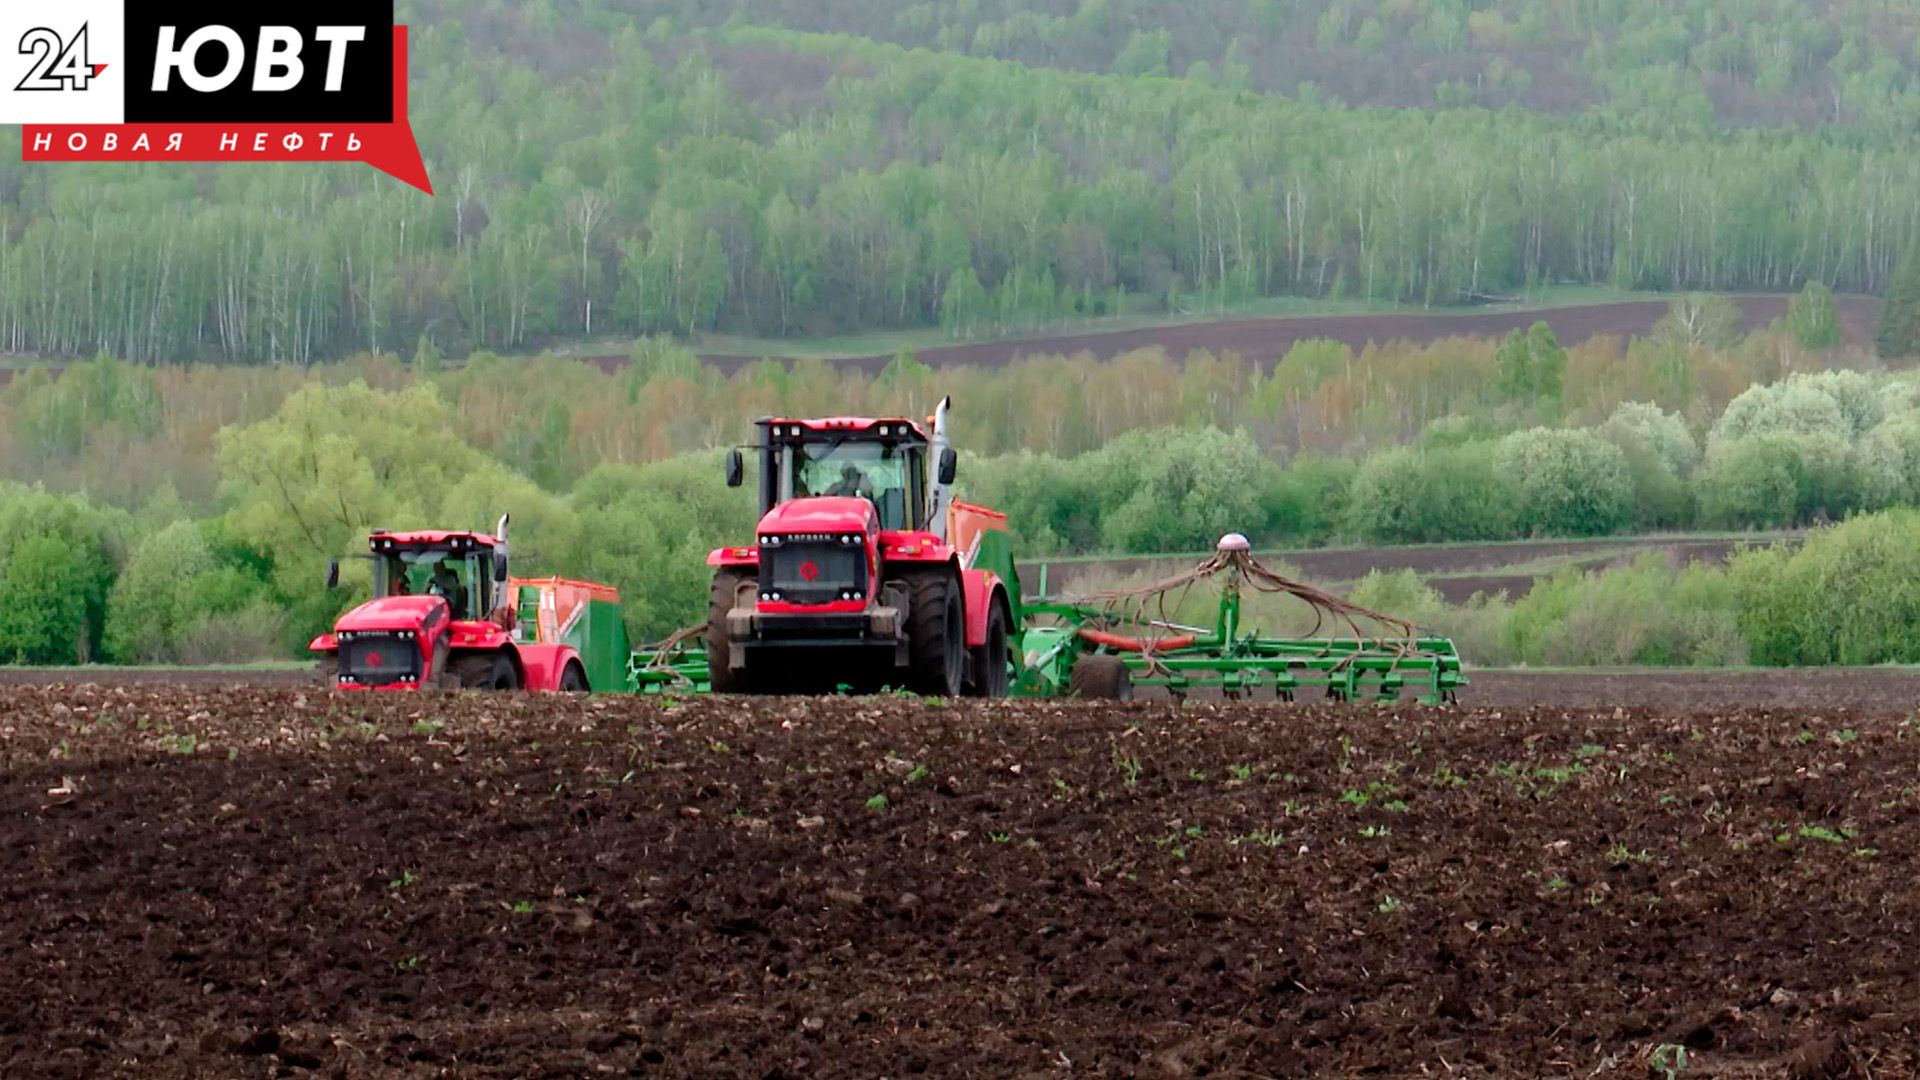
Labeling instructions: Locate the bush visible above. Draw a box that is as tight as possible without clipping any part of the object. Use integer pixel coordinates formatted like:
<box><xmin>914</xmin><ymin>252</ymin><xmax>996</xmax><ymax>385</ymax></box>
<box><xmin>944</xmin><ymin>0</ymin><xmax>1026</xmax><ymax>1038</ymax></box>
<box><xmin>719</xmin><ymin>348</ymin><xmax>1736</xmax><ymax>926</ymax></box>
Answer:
<box><xmin>0</xmin><ymin>486</ymin><xmax>124</xmax><ymax>663</ymax></box>
<box><xmin>1261</xmin><ymin>454</ymin><xmax>1354</xmax><ymax>548</ymax></box>
<box><xmin>1493</xmin><ymin>428</ymin><xmax>1633</xmax><ymax>537</ymax></box>
<box><xmin>1598</xmin><ymin>402</ymin><xmax>1699</xmax><ymax>476</ymax></box>
<box><xmin>1729</xmin><ymin>511</ymin><xmax>1920</xmax><ymax>666</ymax></box>
<box><xmin>175</xmin><ymin>604</ymin><xmax>292</xmax><ymax>666</ymax></box>
<box><xmin>1711</xmin><ymin>371</ymin><xmax>1882</xmax><ymax>445</ymax></box>
<box><xmin>1090</xmin><ymin>428</ymin><xmax>1283</xmax><ymax>554</ymax></box>
<box><xmin>960</xmin><ymin>451</ymin><xmax>1101</xmax><ymax>555</ymax></box>
<box><xmin>1858</xmin><ymin>411</ymin><xmax>1920</xmax><ymax>509</ymax></box>
<box><xmin>1785</xmin><ymin>281</ymin><xmax>1842</xmax><ymax>350</ymax></box>
<box><xmin>1343</xmin><ymin>442</ymin><xmax>1513</xmax><ymax>544</ymax></box>
<box><xmin>1503</xmin><ymin>554</ymin><xmax>1745</xmax><ymax>667</ymax></box>
<box><xmin>1494</xmin><ymin>321</ymin><xmax>1569</xmax><ymax>408</ymax></box>
<box><xmin>0</xmin><ymin>535</ymin><xmax>90</xmax><ymax>664</ymax></box>
<box><xmin>1697</xmin><ymin>434</ymin><xmax>1810</xmax><ymax>528</ymax></box>
<box><xmin>1596</xmin><ymin>403</ymin><xmax>1698</xmax><ymax>530</ymax></box>
<box><xmin>1347</xmin><ymin>569</ymin><xmax>1448</xmax><ymax>627</ymax></box>
<box><xmin>106</xmin><ymin>521</ymin><xmax>217</xmax><ymax>663</ymax></box>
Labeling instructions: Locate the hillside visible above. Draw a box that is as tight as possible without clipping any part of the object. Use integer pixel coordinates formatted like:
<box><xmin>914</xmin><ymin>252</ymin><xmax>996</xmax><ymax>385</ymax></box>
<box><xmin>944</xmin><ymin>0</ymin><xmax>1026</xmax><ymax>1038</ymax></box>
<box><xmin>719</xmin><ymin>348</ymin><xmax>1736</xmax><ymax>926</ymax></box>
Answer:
<box><xmin>0</xmin><ymin>1</ymin><xmax>1912</xmax><ymax>364</ymax></box>
<box><xmin>533</xmin><ymin>0</ymin><xmax>1920</xmax><ymax>127</ymax></box>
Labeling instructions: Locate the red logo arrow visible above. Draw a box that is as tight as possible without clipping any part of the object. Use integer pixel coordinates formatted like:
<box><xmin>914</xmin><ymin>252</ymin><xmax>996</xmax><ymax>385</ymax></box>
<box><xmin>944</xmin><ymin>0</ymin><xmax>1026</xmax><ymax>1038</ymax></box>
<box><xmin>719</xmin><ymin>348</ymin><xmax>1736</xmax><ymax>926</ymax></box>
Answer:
<box><xmin>798</xmin><ymin>562</ymin><xmax>820</xmax><ymax>582</ymax></box>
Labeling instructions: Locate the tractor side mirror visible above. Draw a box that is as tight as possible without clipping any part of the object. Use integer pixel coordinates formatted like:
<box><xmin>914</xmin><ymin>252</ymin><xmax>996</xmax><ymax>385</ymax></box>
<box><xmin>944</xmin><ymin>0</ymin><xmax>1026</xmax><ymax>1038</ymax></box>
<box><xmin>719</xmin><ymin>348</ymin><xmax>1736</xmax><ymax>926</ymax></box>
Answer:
<box><xmin>938</xmin><ymin>448</ymin><xmax>957</xmax><ymax>486</ymax></box>
<box><xmin>725</xmin><ymin>448</ymin><xmax>745</xmax><ymax>488</ymax></box>
<box><xmin>494</xmin><ymin>554</ymin><xmax>510</xmax><ymax>584</ymax></box>
<box><xmin>325</xmin><ymin>560</ymin><xmax>340</xmax><ymax>590</ymax></box>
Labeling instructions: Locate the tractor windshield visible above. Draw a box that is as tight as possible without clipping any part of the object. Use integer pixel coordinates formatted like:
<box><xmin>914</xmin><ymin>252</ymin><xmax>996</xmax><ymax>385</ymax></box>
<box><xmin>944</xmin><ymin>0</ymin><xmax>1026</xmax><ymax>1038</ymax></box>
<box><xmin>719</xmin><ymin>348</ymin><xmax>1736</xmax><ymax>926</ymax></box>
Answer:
<box><xmin>374</xmin><ymin>548</ymin><xmax>486</xmax><ymax>621</ymax></box>
<box><xmin>778</xmin><ymin>439</ymin><xmax>919</xmax><ymax>530</ymax></box>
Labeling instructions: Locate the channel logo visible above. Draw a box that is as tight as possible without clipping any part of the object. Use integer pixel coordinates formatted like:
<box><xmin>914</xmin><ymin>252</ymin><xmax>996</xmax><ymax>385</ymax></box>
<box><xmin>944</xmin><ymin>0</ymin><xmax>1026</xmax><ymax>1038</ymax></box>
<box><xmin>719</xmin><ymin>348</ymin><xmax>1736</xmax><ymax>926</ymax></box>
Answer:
<box><xmin>2</xmin><ymin>1</ymin><xmax>430</xmax><ymax>192</ymax></box>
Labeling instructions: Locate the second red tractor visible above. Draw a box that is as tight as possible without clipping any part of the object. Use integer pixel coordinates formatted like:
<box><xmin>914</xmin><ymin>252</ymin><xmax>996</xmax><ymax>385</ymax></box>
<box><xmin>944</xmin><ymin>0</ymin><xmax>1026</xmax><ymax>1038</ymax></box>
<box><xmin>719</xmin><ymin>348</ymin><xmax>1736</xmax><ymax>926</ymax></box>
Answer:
<box><xmin>710</xmin><ymin>397</ymin><xmax>1017</xmax><ymax>697</ymax></box>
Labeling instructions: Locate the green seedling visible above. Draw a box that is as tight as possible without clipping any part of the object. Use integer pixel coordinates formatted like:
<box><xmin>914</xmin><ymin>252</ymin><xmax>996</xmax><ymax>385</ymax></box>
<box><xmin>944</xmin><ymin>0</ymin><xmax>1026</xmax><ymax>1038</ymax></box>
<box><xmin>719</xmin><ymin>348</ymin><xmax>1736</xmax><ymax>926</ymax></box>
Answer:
<box><xmin>1650</xmin><ymin>1043</ymin><xmax>1688</xmax><ymax>1080</ymax></box>
<box><xmin>1606</xmin><ymin>843</ymin><xmax>1652</xmax><ymax>864</ymax></box>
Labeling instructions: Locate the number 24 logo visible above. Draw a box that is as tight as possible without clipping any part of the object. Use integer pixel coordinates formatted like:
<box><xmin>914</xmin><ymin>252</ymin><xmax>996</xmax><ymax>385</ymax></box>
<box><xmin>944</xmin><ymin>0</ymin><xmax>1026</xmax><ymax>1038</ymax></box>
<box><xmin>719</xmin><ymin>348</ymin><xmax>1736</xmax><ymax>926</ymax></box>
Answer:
<box><xmin>17</xmin><ymin>25</ymin><xmax>101</xmax><ymax>92</ymax></box>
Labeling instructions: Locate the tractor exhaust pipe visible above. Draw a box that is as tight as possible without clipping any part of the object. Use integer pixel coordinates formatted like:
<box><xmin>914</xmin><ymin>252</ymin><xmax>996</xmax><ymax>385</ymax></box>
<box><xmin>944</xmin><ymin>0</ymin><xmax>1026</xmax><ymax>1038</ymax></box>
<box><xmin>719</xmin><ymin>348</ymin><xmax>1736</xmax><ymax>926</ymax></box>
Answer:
<box><xmin>929</xmin><ymin>397</ymin><xmax>953</xmax><ymax>541</ymax></box>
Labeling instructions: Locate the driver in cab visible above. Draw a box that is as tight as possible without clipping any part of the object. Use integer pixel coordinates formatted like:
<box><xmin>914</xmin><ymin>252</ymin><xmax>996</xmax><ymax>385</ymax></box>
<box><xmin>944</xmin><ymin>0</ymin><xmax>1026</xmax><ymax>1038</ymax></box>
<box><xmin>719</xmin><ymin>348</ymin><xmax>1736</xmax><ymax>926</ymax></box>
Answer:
<box><xmin>429</xmin><ymin>558</ymin><xmax>469</xmax><ymax>620</ymax></box>
<box><xmin>826</xmin><ymin>463</ymin><xmax>876</xmax><ymax>502</ymax></box>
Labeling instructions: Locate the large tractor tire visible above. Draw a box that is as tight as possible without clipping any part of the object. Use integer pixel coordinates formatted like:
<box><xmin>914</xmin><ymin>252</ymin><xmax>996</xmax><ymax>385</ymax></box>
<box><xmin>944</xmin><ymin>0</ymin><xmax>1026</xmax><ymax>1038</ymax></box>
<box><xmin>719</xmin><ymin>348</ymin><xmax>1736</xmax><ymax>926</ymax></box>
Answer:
<box><xmin>559</xmin><ymin>662</ymin><xmax>589</xmax><ymax>693</ymax></box>
<box><xmin>904</xmin><ymin>569</ymin><xmax>966</xmax><ymax>698</ymax></box>
<box><xmin>1069</xmin><ymin>654</ymin><xmax>1133</xmax><ymax>701</ymax></box>
<box><xmin>965</xmin><ymin>600</ymin><xmax>1012</xmax><ymax>698</ymax></box>
<box><xmin>451</xmin><ymin>651</ymin><xmax>520</xmax><ymax>691</ymax></box>
<box><xmin>707</xmin><ymin>569</ymin><xmax>758</xmax><ymax>695</ymax></box>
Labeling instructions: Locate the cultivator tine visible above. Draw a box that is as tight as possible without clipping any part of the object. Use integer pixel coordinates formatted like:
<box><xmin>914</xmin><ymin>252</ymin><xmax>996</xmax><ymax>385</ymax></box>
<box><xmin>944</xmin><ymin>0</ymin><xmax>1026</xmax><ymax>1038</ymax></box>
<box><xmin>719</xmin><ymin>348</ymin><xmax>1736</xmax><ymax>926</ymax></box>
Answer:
<box><xmin>629</xmin><ymin>623</ymin><xmax>713</xmax><ymax>694</ymax></box>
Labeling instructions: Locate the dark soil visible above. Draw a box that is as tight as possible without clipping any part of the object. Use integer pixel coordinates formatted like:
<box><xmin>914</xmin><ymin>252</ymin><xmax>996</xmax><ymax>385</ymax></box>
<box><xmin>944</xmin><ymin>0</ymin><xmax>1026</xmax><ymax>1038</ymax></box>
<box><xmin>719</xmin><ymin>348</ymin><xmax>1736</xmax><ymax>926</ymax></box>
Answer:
<box><xmin>0</xmin><ymin>667</ymin><xmax>320</xmax><ymax>688</ymax></box>
<box><xmin>4</xmin><ymin>686</ymin><xmax>1918</xmax><ymax>1078</ymax></box>
<box><xmin>686</xmin><ymin>295</ymin><xmax>1881</xmax><ymax>374</ymax></box>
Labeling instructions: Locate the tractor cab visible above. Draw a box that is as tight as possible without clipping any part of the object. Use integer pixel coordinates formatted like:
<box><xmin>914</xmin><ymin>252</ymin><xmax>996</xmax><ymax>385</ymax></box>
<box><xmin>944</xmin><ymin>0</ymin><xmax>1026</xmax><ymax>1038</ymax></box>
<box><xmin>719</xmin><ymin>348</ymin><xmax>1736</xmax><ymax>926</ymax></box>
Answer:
<box><xmin>365</xmin><ymin>530</ymin><xmax>507</xmax><ymax>625</ymax></box>
<box><xmin>729</xmin><ymin>413</ymin><xmax>957</xmax><ymax>533</ymax></box>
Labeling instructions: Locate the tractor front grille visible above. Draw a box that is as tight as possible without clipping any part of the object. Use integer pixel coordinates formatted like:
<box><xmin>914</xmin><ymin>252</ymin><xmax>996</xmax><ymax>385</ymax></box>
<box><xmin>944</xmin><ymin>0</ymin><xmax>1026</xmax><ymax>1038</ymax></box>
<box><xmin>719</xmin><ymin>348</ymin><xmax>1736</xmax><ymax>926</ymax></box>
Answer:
<box><xmin>763</xmin><ymin>540</ymin><xmax>867</xmax><ymax>606</ymax></box>
<box><xmin>339</xmin><ymin>632</ymin><xmax>422</xmax><ymax>686</ymax></box>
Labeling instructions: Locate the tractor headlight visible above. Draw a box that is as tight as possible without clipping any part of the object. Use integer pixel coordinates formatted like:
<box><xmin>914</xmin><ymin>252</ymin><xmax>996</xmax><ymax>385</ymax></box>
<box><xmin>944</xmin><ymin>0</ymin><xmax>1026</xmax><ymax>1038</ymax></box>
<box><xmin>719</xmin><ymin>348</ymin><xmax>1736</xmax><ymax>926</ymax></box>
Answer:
<box><xmin>839</xmin><ymin>534</ymin><xmax>859</xmax><ymax>546</ymax></box>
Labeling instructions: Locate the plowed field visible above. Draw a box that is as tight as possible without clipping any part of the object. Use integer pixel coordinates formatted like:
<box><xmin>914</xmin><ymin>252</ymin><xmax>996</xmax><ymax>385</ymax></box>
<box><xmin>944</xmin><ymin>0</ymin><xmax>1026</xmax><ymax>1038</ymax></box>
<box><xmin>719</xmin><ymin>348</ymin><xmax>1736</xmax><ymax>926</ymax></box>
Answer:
<box><xmin>689</xmin><ymin>295</ymin><xmax>1881</xmax><ymax>373</ymax></box>
<box><xmin>4</xmin><ymin>687</ymin><xmax>1916</xmax><ymax>1078</ymax></box>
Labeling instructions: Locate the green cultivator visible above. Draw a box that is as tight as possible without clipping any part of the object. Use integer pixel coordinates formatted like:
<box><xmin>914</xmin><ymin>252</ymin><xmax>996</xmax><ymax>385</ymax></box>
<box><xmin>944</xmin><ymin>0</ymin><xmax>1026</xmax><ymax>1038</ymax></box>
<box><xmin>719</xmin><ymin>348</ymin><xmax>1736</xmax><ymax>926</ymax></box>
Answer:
<box><xmin>631</xmin><ymin>533</ymin><xmax>1464</xmax><ymax>705</ymax></box>
<box><xmin>1015</xmin><ymin>534</ymin><xmax>1464</xmax><ymax>705</ymax></box>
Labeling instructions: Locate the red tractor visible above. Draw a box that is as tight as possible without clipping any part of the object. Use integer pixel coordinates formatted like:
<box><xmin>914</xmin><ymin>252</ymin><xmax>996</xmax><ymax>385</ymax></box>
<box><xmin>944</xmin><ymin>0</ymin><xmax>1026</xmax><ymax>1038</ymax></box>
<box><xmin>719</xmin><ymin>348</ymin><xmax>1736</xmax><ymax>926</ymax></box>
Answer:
<box><xmin>310</xmin><ymin>516</ymin><xmax>593</xmax><ymax>693</ymax></box>
<box><xmin>711</xmin><ymin>397</ymin><xmax>1016</xmax><ymax>697</ymax></box>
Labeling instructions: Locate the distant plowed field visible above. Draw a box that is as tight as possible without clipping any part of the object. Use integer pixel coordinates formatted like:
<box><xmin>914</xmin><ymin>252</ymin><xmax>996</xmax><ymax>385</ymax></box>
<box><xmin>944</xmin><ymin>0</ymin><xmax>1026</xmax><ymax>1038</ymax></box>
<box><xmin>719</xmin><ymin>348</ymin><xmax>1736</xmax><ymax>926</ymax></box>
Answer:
<box><xmin>1024</xmin><ymin>533</ymin><xmax>1802</xmax><ymax>604</ymax></box>
<box><xmin>692</xmin><ymin>295</ymin><xmax>1881</xmax><ymax>373</ymax></box>
<box><xmin>0</xmin><ymin>295</ymin><xmax>1875</xmax><ymax>386</ymax></box>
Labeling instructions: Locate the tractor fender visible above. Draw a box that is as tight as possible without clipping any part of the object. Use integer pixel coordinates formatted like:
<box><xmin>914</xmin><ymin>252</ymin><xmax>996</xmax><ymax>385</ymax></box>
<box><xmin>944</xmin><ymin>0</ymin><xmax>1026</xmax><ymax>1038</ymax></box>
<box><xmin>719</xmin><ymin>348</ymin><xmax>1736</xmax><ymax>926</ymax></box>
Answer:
<box><xmin>514</xmin><ymin>643</ymin><xmax>585</xmax><ymax>692</ymax></box>
<box><xmin>959</xmin><ymin>568</ymin><xmax>1005</xmax><ymax>650</ymax></box>
<box><xmin>308</xmin><ymin>633</ymin><xmax>339</xmax><ymax>653</ymax></box>
<box><xmin>708</xmin><ymin>546</ymin><xmax>759</xmax><ymax>568</ymax></box>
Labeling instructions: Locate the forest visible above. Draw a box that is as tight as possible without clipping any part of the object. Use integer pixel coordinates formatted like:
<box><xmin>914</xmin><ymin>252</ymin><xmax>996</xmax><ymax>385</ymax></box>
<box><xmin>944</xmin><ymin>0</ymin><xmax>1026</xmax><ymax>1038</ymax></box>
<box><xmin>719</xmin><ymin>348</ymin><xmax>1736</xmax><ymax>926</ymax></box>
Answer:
<box><xmin>0</xmin><ymin>0</ymin><xmax>1915</xmax><ymax>362</ymax></box>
